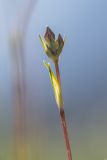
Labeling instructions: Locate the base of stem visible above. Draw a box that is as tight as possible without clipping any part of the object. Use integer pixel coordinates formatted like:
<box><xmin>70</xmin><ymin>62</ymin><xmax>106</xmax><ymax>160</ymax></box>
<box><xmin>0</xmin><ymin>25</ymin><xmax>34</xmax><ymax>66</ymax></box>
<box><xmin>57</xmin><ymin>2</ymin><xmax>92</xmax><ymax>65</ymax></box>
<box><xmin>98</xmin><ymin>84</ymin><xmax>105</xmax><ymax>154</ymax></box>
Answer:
<box><xmin>60</xmin><ymin>108</ymin><xmax>72</xmax><ymax>160</ymax></box>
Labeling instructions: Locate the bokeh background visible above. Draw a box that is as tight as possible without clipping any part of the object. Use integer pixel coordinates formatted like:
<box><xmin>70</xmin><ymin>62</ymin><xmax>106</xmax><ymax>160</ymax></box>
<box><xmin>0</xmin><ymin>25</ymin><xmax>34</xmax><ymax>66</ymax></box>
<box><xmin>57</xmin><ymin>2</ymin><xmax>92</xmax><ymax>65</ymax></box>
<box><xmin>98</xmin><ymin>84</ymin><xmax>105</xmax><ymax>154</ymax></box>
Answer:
<box><xmin>0</xmin><ymin>0</ymin><xmax>107</xmax><ymax>159</ymax></box>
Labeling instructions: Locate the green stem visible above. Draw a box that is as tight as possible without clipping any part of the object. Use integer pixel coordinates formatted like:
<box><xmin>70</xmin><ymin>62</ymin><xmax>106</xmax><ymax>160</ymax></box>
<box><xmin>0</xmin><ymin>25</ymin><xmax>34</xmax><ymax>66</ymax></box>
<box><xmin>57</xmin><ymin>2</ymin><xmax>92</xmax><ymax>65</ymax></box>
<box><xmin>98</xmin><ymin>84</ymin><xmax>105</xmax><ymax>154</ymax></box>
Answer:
<box><xmin>54</xmin><ymin>60</ymin><xmax>72</xmax><ymax>160</ymax></box>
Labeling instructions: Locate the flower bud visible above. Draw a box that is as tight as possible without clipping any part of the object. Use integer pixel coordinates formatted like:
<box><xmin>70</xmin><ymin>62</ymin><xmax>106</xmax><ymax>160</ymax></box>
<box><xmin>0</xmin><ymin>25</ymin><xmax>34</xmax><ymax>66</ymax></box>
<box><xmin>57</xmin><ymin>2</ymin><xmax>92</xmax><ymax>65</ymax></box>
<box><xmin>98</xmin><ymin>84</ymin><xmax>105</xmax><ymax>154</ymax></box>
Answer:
<box><xmin>44</xmin><ymin>27</ymin><xmax>55</xmax><ymax>44</ymax></box>
<box><xmin>39</xmin><ymin>27</ymin><xmax>65</xmax><ymax>62</ymax></box>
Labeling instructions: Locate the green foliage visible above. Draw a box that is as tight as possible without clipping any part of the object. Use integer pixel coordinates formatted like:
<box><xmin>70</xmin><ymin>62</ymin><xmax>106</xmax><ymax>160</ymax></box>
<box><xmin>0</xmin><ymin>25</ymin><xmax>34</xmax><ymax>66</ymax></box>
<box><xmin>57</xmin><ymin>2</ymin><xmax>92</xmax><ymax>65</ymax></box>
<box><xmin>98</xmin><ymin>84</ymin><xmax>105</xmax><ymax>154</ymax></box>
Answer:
<box><xmin>44</xmin><ymin>61</ymin><xmax>63</xmax><ymax>109</ymax></box>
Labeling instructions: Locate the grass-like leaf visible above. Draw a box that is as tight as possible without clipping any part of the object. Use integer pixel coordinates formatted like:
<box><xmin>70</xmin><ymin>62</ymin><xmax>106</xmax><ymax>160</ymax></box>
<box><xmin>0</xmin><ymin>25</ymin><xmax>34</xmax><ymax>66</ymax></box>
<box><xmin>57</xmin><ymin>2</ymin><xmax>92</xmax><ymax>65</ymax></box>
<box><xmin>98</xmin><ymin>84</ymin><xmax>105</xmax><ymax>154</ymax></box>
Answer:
<box><xmin>44</xmin><ymin>61</ymin><xmax>63</xmax><ymax>109</ymax></box>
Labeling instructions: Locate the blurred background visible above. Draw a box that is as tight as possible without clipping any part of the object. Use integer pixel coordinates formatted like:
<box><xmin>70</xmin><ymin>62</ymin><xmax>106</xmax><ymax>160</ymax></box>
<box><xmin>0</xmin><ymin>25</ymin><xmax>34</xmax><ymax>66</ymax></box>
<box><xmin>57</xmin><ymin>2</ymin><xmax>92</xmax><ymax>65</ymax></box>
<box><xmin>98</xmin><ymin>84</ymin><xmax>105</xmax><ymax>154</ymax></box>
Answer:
<box><xmin>0</xmin><ymin>0</ymin><xmax>107</xmax><ymax>159</ymax></box>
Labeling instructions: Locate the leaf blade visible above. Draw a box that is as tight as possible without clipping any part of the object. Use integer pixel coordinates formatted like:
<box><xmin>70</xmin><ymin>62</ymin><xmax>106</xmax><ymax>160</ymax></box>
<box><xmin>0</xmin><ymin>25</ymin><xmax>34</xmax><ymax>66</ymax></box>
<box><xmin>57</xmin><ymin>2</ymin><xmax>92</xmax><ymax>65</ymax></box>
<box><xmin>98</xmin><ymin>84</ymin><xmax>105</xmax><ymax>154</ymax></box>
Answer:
<box><xmin>44</xmin><ymin>61</ymin><xmax>63</xmax><ymax>109</ymax></box>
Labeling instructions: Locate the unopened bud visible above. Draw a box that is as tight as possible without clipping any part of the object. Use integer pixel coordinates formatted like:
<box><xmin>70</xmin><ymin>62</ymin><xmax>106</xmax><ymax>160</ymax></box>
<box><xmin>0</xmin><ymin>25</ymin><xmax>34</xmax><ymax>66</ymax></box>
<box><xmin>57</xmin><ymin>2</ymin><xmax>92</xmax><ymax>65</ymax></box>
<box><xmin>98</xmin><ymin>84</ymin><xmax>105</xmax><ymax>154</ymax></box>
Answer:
<box><xmin>39</xmin><ymin>26</ymin><xmax>65</xmax><ymax>62</ymax></box>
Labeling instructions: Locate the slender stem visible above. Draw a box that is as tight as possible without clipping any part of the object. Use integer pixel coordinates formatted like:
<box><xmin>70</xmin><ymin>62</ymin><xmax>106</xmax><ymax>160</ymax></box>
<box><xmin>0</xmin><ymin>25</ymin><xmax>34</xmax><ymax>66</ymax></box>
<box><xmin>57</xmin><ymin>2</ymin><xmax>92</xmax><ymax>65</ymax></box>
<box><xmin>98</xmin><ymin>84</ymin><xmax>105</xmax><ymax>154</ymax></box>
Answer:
<box><xmin>54</xmin><ymin>60</ymin><xmax>72</xmax><ymax>160</ymax></box>
<box><xmin>54</xmin><ymin>59</ymin><xmax>61</xmax><ymax>86</ymax></box>
<box><xmin>60</xmin><ymin>108</ymin><xmax>72</xmax><ymax>160</ymax></box>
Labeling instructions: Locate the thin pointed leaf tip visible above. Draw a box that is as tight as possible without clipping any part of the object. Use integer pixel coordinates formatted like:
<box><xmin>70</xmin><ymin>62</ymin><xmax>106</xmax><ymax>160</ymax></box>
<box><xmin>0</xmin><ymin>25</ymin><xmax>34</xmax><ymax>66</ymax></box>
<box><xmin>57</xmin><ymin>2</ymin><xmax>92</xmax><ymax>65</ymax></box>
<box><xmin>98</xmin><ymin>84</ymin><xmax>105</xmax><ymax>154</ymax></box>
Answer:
<box><xmin>44</xmin><ymin>61</ymin><xmax>63</xmax><ymax>109</ymax></box>
<box><xmin>39</xmin><ymin>27</ymin><xmax>65</xmax><ymax>62</ymax></box>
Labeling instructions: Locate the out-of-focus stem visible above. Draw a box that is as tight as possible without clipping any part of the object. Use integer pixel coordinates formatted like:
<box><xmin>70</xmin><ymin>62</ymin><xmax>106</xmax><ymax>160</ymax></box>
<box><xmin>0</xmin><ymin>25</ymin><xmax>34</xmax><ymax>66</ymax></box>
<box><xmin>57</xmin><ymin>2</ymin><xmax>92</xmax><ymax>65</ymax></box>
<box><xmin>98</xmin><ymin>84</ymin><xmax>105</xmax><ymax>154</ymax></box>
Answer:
<box><xmin>54</xmin><ymin>60</ymin><xmax>72</xmax><ymax>160</ymax></box>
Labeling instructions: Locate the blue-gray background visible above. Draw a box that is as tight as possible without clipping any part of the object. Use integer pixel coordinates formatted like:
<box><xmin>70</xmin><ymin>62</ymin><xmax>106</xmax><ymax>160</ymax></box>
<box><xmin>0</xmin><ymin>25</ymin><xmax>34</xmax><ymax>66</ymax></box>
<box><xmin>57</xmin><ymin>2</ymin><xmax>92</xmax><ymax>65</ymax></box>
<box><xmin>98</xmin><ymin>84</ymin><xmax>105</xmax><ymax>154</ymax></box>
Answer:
<box><xmin>0</xmin><ymin>0</ymin><xmax>107</xmax><ymax>159</ymax></box>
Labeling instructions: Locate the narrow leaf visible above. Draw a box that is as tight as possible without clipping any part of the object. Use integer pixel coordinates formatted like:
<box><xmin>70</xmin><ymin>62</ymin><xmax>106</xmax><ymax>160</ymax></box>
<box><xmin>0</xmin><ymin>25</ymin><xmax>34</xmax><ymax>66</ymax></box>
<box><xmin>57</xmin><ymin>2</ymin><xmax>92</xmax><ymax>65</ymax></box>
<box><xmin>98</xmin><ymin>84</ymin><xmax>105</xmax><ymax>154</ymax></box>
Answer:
<box><xmin>44</xmin><ymin>61</ymin><xmax>63</xmax><ymax>109</ymax></box>
<box><xmin>39</xmin><ymin>35</ymin><xmax>47</xmax><ymax>51</ymax></box>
